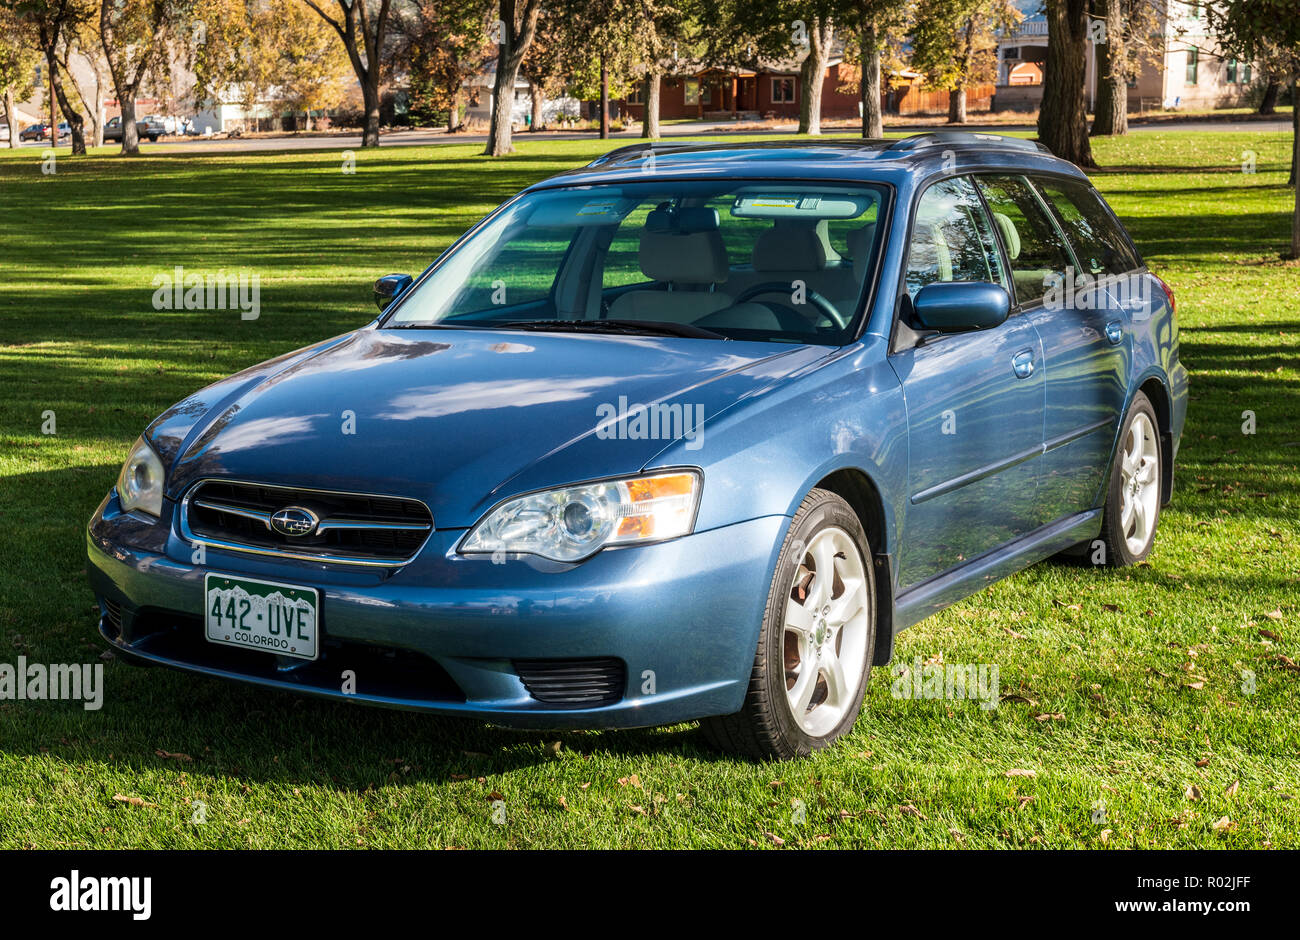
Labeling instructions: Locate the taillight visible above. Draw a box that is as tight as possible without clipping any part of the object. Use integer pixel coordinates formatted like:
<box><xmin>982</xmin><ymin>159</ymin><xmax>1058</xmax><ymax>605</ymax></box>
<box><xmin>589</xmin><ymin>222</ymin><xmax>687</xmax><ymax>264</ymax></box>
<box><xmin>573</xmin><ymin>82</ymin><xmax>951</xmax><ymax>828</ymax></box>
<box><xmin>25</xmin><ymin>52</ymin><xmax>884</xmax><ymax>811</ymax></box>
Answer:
<box><xmin>1153</xmin><ymin>274</ymin><xmax>1176</xmax><ymax>317</ymax></box>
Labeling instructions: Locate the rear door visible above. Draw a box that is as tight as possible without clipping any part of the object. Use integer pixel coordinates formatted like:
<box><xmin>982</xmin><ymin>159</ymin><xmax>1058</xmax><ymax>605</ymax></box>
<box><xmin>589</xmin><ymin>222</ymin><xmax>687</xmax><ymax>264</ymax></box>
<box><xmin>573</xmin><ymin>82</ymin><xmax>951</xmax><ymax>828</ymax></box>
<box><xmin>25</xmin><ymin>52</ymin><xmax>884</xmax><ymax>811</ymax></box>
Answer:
<box><xmin>1028</xmin><ymin>176</ymin><xmax>1139</xmax><ymax>518</ymax></box>
<box><xmin>889</xmin><ymin>176</ymin><xmax>1046</xmax><ymax>591</ymax></box>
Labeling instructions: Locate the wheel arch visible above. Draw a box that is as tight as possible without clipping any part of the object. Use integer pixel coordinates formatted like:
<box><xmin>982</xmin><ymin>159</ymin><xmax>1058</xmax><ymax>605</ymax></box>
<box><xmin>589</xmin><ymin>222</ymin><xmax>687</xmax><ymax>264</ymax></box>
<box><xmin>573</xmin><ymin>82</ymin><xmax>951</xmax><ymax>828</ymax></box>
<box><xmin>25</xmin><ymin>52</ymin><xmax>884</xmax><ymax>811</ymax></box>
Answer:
<box><xmin>808</xmin><ymin>466</ymin><xmax>898</xmax><ymax>667</ymax></box>
<box><xmin>1134</xmin><ymin>372</ymin><xmax>1174</xmax><ymax>506</ymax></box>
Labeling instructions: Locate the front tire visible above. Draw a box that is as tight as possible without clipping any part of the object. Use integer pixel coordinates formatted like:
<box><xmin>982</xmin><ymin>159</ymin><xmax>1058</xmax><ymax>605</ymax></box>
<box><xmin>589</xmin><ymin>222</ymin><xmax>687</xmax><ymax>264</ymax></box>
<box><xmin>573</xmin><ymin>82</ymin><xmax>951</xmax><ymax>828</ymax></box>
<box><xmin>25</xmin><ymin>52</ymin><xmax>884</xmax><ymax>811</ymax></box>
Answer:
<box><xmin>1097</xmin><ymin>392</ymin><xmax>1163</xmax><ymax>566</ymax></box>
<box><xmin>701</xmin><ymin>489</ymin><xmax>875</xmax><ymax>760</ymax></box>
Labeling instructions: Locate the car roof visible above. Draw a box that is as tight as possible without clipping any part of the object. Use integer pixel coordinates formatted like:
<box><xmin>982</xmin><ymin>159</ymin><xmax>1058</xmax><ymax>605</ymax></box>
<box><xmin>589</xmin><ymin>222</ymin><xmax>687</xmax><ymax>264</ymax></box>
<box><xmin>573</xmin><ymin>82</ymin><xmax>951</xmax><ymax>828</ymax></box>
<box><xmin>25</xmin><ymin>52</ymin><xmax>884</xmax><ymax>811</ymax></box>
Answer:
<box><xmin>526</xmin><ymin>132</ymin><xmax>1091</xmax><ymax>192</ymax></box>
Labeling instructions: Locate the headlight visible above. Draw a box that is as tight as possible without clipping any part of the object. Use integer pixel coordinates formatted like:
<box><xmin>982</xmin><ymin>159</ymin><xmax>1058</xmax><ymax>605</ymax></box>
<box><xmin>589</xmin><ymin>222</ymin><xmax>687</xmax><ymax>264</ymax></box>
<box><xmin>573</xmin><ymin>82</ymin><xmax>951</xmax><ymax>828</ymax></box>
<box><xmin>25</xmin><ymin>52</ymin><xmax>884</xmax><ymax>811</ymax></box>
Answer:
<box><xmin>116</xmin><ymin>436</ymin><xmax>165</xmax><ymax>517</ymax></box>
<box><xmin>461</xmin><ymin>470</ymin><xmax>701</xmax><ymax>562</ymax></box>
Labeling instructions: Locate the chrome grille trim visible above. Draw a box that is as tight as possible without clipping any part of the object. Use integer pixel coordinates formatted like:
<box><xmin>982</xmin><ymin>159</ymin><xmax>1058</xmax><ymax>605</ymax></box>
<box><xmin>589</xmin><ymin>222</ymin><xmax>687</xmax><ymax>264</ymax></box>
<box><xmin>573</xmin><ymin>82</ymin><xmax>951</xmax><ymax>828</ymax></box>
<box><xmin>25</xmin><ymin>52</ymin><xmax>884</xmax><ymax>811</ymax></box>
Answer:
<box><xmin>179</xmin><ymin>479</ymin><xmax>434</xmax><ymax>567</ymax></box>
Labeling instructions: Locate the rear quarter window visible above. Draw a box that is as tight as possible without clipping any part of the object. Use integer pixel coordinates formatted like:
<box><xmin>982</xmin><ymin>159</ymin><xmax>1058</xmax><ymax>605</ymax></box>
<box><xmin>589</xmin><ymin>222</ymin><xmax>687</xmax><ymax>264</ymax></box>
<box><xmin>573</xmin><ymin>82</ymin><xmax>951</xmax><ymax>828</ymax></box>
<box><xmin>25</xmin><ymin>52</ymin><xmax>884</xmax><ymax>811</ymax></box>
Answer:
<box><xmin>1033</xmin><ymin>177</ymin><xmax>1142</xmax><ymax>276</ymax></box>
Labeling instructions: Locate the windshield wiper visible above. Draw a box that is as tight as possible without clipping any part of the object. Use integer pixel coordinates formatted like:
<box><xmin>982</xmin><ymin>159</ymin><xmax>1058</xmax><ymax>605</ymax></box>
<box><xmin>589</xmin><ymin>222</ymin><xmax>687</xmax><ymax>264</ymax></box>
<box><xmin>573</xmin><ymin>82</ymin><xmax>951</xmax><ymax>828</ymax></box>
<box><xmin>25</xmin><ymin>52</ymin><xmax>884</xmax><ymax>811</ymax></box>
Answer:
<box><xmin>493</xmin><ymin>318</ymin><xmax>729</xmax><ymax>340</ymax></box>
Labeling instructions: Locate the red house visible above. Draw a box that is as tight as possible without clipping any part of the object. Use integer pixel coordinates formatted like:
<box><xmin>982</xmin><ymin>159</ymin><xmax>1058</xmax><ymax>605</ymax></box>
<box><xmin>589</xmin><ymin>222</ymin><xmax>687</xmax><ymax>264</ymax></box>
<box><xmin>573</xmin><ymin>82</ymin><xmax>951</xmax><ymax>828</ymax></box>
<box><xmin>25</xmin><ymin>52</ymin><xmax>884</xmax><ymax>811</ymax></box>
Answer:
<box><xmin>620</xmin><ymin>53</ymin><xmax>863</xmax><ymax>122</ymax></box>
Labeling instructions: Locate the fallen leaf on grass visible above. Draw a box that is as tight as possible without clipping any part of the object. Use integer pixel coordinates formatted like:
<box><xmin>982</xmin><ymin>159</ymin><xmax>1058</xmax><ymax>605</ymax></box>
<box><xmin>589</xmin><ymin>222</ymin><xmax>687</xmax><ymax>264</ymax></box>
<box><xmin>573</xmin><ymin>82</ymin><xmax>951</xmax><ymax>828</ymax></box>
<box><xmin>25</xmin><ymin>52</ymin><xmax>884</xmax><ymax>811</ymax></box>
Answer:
<box><xmin>1099</xmin><ymin>829</ymin><xmax>1113</xmax><ymax>844</ymax></box>
<box><xmin>154</xmin><ymin>749</ymin><xmax>192</xmax><ymax>762</ymax></box>
<box><xmin>1033</xmin><ymin>713</ymin><xmax>1066</xmax><ymax>721</ymax></box>
<box><xmin>1225</xmin><ymin>781</ymin><xmax>1240</xmax><ymax>798</ymax></box>
<box><xmin>1259</xmin><ymin>628</ymin><xmax>1282</xmax><ymax>642</ymax></box>
<box><xmin>1195</xmin><ymin>757</ymin><xmax>1211</xmax><ymax>768</ymax></box>
<box><xmin>764</xmin><ymin>832</ymin><xmax>784</xmax><ymax>846</ymax></box>
<box><xmin>1005</xmin><ymin>769</ymin><xmax>1037</xmax><ymax>778</ymax></box>
<box><xmin>1186</xmin><ymin>681</ymin><xmax>1205</xmax><ymax>690</ymax></box>
<box><xmin>112</xmin><ymin>794</ymin><xmax>157</xmax><ymax>808</ymax></box>
<box><xmin>1211</xmin><ymin>816</ymin><xmax>1235</xmax><ymax>832</ymax></box>
<box><xmin>1264</xmin><ymin>609</ymin><xmax>1284</xmax><ymax>621</ymax></box>
<box><xmin>897</xmin><ymin>804</ymin><xmax>926</xmax><ymax>819</ymax></box>
<box><xmin>618</xmin><ymin>774</ymin><xmax>642</xmax><ymax>789</ymax></box>
<box><xmin>949</xmin><ymin>828</ymin><xmax>965</xmax><ymax>843</ymax></box>
<box><xmin>1185</xmin><ymin>784</ymin><xmax>1202</xmax><ymax>801</ymax></box>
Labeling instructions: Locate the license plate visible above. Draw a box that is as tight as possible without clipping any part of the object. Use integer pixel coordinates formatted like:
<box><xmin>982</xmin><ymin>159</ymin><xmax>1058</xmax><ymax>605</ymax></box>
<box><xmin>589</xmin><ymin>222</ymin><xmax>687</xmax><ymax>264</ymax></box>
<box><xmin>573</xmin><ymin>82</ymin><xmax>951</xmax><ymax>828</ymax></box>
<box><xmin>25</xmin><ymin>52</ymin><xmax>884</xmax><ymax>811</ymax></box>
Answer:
<box><xmin>204</xmin><ymin>574</ymin><xmax>319</xmax><ymax>660</ymax></box>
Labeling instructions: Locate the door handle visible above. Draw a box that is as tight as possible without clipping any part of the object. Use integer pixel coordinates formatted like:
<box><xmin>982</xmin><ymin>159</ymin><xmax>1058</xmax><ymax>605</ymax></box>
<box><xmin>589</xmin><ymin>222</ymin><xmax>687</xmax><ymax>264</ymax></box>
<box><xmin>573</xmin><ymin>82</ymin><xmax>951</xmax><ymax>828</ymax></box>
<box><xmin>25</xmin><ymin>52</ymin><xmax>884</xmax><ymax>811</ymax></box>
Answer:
<box><xmin>1011</xmin><ymin>349</ymin><xmax>1035</xmax><ymax>379</ymax></box>
<box><xmin>1104</xmin><ymin>320</ymin><xmax>1123</xmax><ymax>345</ymax></box>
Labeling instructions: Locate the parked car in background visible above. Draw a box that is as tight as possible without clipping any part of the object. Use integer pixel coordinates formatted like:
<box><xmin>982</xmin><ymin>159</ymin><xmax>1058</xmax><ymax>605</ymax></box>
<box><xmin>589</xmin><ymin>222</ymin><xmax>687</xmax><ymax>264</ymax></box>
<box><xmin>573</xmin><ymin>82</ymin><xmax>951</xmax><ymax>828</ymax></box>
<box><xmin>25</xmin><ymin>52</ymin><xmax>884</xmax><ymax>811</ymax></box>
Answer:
<box><xmin>87</xmin><ymin>133</ymin><xmax>1187</xmax><ymax>759</ymax></box>
<box><xmin>20</xmin><ymin>123</ymin><xmax>49</xmax><ymax>141</ymax></box>
<box><xmin>0</xmin><ymin>123</ymin><xmax>9</xmax><ymax>141</ymax></box>
<box><xmin>104</xmin><ymin>116</ymin><xmax>162</xmax><ymax>143</ymax></box>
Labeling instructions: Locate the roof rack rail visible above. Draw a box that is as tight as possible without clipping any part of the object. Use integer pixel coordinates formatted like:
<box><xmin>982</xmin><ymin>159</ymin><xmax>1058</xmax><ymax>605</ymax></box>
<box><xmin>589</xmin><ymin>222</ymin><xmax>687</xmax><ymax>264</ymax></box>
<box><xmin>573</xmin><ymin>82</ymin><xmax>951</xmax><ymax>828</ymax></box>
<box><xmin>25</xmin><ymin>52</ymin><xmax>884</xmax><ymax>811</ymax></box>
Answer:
<box><xmin>586</xmin><ymin>142</ymin><xmax>696</xmax><ymax>167</ymax></box>
<box><xmin>886</xmin><ymin>131</ymin><xmax>1050</xmax><ymax>154</ymax></box>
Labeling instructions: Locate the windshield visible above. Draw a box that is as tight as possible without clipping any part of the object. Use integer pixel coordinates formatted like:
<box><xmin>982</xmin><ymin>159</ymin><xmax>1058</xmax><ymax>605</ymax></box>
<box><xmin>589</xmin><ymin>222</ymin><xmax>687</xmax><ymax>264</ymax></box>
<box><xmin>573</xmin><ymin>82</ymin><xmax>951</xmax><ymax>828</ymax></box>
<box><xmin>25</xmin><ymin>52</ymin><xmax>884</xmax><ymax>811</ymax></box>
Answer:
<box><xmin>384</xmin><ymin>180</ymin><xmax>888</xmax><ymax>344</ymax></box>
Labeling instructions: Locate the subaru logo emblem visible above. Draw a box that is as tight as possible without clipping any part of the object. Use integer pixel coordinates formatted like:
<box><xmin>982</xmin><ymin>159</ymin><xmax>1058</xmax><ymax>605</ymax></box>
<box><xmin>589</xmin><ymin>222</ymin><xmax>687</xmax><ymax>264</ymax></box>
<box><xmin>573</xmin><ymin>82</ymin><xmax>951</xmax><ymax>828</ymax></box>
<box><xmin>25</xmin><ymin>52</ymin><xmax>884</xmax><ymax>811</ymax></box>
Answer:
<box><xmin>270</xmin><ymin>506</ymin><xmax>319</xmax><ymax>538</ymax></box>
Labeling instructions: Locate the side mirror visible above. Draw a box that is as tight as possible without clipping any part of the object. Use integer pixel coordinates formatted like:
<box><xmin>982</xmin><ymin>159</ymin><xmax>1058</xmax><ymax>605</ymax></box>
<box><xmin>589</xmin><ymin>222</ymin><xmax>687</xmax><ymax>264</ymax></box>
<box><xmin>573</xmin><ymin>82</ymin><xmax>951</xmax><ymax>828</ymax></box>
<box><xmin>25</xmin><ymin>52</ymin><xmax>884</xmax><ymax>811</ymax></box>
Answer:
<box><xmin>912</xmin><ymin>281</ymin><xmax>1010</xmax><ymax>333</ymax></box>
<box><xmin>373</xmin><ymin>273</ymin><xmax>413</xmax><ymax>312</ymax></box>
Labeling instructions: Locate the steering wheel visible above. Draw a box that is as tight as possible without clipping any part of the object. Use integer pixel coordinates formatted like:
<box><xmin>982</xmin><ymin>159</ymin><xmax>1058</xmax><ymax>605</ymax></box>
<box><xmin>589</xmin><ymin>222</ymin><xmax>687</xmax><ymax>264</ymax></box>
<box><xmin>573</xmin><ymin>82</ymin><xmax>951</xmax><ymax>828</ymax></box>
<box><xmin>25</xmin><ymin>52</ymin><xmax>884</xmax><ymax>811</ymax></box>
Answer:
<box><xmin>733</xmin><ymin>281</ymin><xmax>847</xmax><ymax>329</ymax></box>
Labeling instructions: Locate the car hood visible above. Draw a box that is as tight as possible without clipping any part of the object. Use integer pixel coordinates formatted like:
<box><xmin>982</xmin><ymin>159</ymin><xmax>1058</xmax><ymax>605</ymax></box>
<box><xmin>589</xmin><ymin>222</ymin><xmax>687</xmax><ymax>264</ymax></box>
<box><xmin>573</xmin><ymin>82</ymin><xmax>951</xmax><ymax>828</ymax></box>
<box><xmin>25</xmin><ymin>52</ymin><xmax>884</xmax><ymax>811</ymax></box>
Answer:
<box><xmin>152</xmin><ymin>327</ymin><xmax>830</xmax><ymax>528</ymax></box>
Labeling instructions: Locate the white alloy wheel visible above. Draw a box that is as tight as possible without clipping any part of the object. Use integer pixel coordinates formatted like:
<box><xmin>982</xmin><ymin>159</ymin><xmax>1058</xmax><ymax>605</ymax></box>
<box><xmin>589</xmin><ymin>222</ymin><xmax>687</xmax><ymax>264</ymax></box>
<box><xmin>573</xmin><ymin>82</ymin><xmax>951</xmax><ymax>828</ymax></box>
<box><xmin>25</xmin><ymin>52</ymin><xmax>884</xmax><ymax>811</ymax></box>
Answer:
<box><xmin>783</xmin><ymin>526</ymin><xmax>871</xmax><ymax>737</ymax></box>
<box><xmin>1118</xmin><ymin>411</ymin><xmax>1160</xmax><ymax>557</ymax></box>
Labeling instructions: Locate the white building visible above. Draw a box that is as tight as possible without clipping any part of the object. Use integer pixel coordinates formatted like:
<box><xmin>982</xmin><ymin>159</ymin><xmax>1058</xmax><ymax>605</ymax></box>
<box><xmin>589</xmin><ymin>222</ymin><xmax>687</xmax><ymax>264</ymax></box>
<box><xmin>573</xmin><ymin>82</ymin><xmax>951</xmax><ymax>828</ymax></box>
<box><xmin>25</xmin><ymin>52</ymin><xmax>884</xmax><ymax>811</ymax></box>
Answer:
<box><xmin>995</xmin><ymin>0</ymin><xmax>1260</xmax><ymax>113</ymax></box>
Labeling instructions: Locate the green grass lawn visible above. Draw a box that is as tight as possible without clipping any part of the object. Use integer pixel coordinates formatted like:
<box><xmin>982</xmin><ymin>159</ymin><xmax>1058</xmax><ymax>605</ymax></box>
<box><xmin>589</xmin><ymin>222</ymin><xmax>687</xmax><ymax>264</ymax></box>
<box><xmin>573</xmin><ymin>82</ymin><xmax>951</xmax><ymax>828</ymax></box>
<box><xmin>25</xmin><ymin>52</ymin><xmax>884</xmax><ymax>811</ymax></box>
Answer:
<box><xmin>1</xmin><ymin>131</ymin><xmax>1297</xmax><ymax>849</ymax></box>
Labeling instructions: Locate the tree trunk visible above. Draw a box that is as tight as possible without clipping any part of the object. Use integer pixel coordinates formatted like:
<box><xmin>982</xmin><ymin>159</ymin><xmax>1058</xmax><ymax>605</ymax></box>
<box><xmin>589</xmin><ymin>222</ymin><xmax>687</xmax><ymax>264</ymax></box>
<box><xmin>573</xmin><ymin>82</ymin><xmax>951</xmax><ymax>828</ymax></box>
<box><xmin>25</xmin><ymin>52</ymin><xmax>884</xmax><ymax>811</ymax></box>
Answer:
<box><xmin>599</xmin><ymin>57</ymin><xmax>610</xmax><ymax>138</ymax></box>
<box><xmin>361</xmin><ymin>76</ymin><xmax>380</xmax><ymax>147</ymax></box>
<box><xmin>860</xmin><ymin>20</ymin><xmax>882</xmax><ymax>138</ymax></box>
<box><xmin>1291</xmin><ymin>80</ymin><xmax>1299</xmax><ymax>189</ymax></box>
<box><xmin>4</xmin><ymin>88</ymin><xmax>17</xmax><ymax>149</ymax></box>
<box><xmin>797</xmin><ymin>17</ymin><xmax>832</xmax><ymax>135</ymax></box>
<box><xmin>641</xmin><ymin>72</ymin><xmax>660</xmax><ymax>139</ymax></box>
<box><xmin>48</xmin><ymin>53</ymin><xmax>86</xmax><ymax>155</ymax></box>
<box><xmin>91</xmin><ymin>72</ymin><xmax>104</xmax><ymax>147</ymax></box>
<box><xmin>120</xmin><ymin>92</ymin><xmax>140</xmax><ymax>154</ymax></box>
<box><xmin>529</xmin><ymin>80</ymin><xmax>544</xmax><ymax>130</ymax></box>
<box><xmin>448</xmin><ymin>86</ymin><xmax>460</xmax><ymax>131</ymax></box>
<box><xmin>1038</xmin><ymin>0</ymin><xmax>1095</xmax><ymax>167</ymax></box>
<box><xmin>1091</xmin><ymin>0</ymin><xmax>1128</xmax><ymax>135</ymax></box>
<box><xmin>1259</xmin><ymin>79</ymin><xmax>1279</xmax><ymax>115</ymax></box>
<box><xmin>948</xmin><ymin>85</ymin><xmax>967</xmax><ymax>123</ymax></box>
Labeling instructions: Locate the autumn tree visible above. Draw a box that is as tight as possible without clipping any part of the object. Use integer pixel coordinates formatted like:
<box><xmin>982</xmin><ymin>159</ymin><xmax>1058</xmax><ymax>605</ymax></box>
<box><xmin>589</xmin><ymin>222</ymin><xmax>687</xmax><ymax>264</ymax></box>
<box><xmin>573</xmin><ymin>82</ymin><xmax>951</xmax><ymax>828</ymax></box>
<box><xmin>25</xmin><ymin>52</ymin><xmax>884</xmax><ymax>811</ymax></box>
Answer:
<box><xmin>911</xmin><ymin>0</ymin><xmax>1016</xmax><ymax>124</ymax></box>
<box><xmin>99</xmin><ymin>0</ymin><xmax>182</xmax><ymax>155</ymax></box>
<box><xmin>483</xmin><ymin>0</ymin><xmax>542</xmax><ymax>155</ymax></box>
<box><xmin>275</xmin><ymin>0</ymin><xmax>353</xmax><ymax>127</ymax></box>
<box><xmin>0</xmin><ymin>7</ymin><xmax>40</xmax><ymax>149</ymax></box>
<box><xmin>6</xmin><ymin>0</ymin><xmax>97</xmax><ymax>154</ymax></box>
<box><xmin>398</xmin><ymin>0</ymin><xmax>492</xmax><ymax>131</ymax></box>
<box><xmin>301</xmin><ymin>0</ymin><xmax>395</xmax><ymax>147</ymax></box>
<box><xmin>843</xmin><ymin>0</ymin><xmax>911</xmax><ymax>137</ymax></box>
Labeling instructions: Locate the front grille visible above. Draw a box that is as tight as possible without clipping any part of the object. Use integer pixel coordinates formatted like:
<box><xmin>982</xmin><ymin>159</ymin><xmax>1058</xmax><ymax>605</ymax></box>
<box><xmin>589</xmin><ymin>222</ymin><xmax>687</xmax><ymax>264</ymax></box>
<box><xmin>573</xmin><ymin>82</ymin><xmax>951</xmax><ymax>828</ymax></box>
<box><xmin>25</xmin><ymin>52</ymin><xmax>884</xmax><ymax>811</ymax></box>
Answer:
<box><xmin>102</xmin><ymin>598</ymin><xmax>123</xmax><ymax>636</ymax></box>
<box><xmin>514</xmin><ymin>657</ymin><xmax>627</xmax><ymax>708</ymax></box>
<box><xmin>182</xmin><ymin>480</ymin><xmax>433</xmax><ymax>565</ymax></box>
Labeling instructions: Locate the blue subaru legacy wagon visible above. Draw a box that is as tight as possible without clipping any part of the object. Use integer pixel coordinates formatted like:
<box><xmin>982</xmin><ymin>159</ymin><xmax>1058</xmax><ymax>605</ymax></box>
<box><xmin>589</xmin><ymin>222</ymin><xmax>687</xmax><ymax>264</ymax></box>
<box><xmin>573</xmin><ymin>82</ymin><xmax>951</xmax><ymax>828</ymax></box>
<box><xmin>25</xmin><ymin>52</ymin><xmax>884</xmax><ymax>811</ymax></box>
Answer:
<box><xmin>88</xmin><ymin>133</ymin><xmax>1187</xmax><ymax>759</ymax></box>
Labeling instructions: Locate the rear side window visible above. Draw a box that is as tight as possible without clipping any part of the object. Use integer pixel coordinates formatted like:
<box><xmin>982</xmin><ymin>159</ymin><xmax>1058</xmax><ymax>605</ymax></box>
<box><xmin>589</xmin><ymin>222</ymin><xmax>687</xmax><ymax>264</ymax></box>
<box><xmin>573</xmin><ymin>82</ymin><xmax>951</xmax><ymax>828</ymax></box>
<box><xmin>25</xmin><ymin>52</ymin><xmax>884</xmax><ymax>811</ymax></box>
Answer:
<box><xmin>1033</xmin><ymin>177</ymin><xmax>1141</xmax><ymax>276</ymax></box>
<box><xmin>904</xmin><ymin>177</ymin><xmax>1007</xmax><ymax>298</ymax></box>
<box><xmin>974</xmin><ymin>175</ymin><xmax>1075</xmax><ymax>307</ymax></box>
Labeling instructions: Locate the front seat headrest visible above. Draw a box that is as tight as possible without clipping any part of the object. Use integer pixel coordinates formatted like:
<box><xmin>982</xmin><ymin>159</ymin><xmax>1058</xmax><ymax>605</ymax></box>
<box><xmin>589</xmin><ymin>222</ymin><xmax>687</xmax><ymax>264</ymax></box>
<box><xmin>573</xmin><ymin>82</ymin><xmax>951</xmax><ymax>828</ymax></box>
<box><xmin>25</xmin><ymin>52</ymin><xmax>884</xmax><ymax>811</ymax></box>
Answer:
<box><xmin>639</xmin><ymin>227</ymin><xmax>729</xmax><ymax>285</ymax></box>
<box><xmin>752</xmin><ymin>220</ymin><xmax>829</xmax><ymax>272</ymax></box>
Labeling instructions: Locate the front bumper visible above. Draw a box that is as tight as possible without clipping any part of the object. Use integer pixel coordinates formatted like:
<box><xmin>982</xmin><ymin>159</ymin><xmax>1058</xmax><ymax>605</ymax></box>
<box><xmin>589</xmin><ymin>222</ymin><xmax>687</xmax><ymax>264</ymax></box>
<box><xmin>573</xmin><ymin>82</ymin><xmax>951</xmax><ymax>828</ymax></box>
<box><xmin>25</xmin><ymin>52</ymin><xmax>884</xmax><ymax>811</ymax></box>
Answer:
<box><xmin>87</xmin><ymin>492</ymin><xmax>787</xmax><ymax>729</ymax></box>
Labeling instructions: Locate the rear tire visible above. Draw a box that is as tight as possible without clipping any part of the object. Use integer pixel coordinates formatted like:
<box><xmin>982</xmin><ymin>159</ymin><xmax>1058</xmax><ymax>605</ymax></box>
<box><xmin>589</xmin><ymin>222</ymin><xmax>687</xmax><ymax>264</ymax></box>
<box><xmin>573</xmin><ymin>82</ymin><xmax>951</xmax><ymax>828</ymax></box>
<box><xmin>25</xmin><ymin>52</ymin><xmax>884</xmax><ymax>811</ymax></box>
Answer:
<box><xmin>1096</xmin><ymin>392</ymin><xmax>1163</xmax><ymax>567</ymax></box>
<box><xmin>701</xmin><ymin>489</ymin><xmax>875</xmax><ymax>760</ymax></box>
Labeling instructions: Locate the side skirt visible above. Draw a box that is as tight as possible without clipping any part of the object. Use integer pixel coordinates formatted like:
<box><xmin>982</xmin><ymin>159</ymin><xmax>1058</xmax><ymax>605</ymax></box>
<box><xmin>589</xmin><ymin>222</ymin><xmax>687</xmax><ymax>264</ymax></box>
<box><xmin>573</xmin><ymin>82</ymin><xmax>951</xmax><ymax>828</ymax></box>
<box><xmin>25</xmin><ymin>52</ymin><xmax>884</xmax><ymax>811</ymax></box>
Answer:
<box><xmin>889</xmin><ymin>509</ymin><xmax>1103</xmax><ymax>639</ymax></box>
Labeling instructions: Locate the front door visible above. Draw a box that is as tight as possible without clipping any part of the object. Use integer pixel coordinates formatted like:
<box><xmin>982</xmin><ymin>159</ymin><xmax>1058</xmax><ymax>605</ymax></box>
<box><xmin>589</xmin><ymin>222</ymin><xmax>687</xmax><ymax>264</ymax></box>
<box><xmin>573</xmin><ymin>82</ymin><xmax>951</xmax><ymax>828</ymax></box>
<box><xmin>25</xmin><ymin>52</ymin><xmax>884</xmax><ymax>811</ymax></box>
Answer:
<box><xmin>889</xmin><ymin>177</ymin><xmax>1046</xmax><ymax>591</ymax></box>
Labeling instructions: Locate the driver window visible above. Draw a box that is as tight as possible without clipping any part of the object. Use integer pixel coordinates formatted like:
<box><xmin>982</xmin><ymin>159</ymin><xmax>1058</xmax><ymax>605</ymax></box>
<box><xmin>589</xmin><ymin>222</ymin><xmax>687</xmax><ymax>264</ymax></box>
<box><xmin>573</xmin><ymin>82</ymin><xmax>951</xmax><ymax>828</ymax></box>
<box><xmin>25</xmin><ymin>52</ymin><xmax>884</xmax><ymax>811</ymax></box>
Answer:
<box><xmin>905</xmin><ymin>177</ymin><xmax>1007</xmax><ymax>298</ymax></box>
